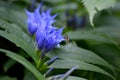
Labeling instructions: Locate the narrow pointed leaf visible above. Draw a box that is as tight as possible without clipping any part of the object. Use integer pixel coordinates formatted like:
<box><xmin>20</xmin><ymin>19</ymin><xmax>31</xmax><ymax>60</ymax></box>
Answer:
<box><xmin>47</xmin><ymin>76</ymin><xmax>87</xmax><ymax>80</ymax></box>
<box><xmin>0</xmin><ymin>49</ymin><xmax>45</xmax><ymax>80</ymax></box>
<box><xmin>49</xmin><ymin>60</ymin><xmax>115</xmax><ymax>80</ymax></box>
<box><xmin>48</xmin><ymin>43</ymin><xmax>114</xmax><ymax>72</ymax></box>
<box><xmin>0</xmin><ymin>30</ymin><xmax>37</xmax><ymax>63</ymax></box>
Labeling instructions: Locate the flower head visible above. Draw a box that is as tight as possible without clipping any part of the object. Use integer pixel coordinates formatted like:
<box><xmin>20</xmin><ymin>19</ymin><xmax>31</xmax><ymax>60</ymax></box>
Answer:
<box><xmin>36</xmin><ymin>27</ymin><xmax>64</xmax><ymax>51</ymax></box>
<box><xmin>26</xmin><ymin>4</ymin><xmax>57</xmax><ymax>35</ymax></box>
<box><xmin>26</xmin><ymin>3</ymin><xmax>64</xmax><ymax>59</ymax></box>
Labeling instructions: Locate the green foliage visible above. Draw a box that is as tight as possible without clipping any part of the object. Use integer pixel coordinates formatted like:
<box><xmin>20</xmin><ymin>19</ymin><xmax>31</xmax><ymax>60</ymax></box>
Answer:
<box><xmin>0</xmin><ymin>3</ymin><xmax>27</xmax><ymax>31</ymax></box>
<box><xmin>0</xmin><ymin>49</ymin><xmax>45</xmax><ymax>80</ymax></box>
<box><xmin>82</xmin><ymin>0</ymin><xmax>116</xmax><ymax>26</ymax></box>
<box><xmin>67</xmin><ymin>26</ymin><xmax>120</xmax><ymax>45</ymax></box>
<box><xmin>67</xmin><ymin>30</ymin><xmax>114</xmax><ymax>43</ymax></box>
<box><xmin>3</xmin><ymin>59</ymin><xmax>16</xmax><ymax>72</ymax></box>
<box><xmin>0</xmin><ymin>19</ymin><xmax>38</xmax><ymax>63</ymax></box>
<box><xmin>47</xmin><ymin>43</ymin><xmax>115</xmax><ymax>80</ymax></box>
<box><xmin>47</xmin><ymin>76</ymin><xmax>87</xmax><ymax>80</ymax></box>
<box><xmin>0</xmin><ymin>76</ymin><xmax>17</xmax><ymax>80</ymax></box>
<box><xmin>0</xmin><ymin>0</ymin><xmax>120</xmax><ymax>80</ymax></box>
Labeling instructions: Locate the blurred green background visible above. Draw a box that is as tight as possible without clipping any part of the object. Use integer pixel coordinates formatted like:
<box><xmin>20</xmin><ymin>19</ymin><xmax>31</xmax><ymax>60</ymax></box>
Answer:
<box><xmin>0</xmin><ymin>0</ymin><xmax>120</xmax><ymax>80</ymax></box>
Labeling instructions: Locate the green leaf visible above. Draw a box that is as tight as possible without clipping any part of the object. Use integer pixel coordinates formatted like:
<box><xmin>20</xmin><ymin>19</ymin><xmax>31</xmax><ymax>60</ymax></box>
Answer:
<box><xmin>24</xmin><ymin>69</ymin><xmax>36</xmax><ymax>80</ymax></box>
<box><xmin>50</xmin><ymin>60</ymin><xmax>115</xmax><ymax>80</ymax></box>
<box><xmin>93</xmin><ymin>26</ymin><xmax>120</xmax><ymax>46</ymax></box>
<box><xmin>0</xmin><ymin>30</ymin><xmax>37</xmax><ymax>63</ymax></box>
<box><xmin>66</xmin><ymin>30</ymin><xmax>118</xmax><ymax>44</ymax></box>
<box><xmin>47</xmin><ymin>43</ymin><xmax>115</xmax><ymax>80</ymax></box>
<box><xmin>53</xmin><ymin>3</ymin><xmax>78</xmax><ymax>12</ymax></box>
<box><xmin>65</xmin><ymin>76</ymin><xmax>87</xmax><ymax>80</ymax></box>
<box><xmin>0</xmin><ymin>19</ymin><xmax>35</xmax><ymax>49</ymax></box>
<box><xmin>82</xmin><ymin>0</ymin><xmax>116</xmax><ymax>26</ymax></box>
<box><xmin>3</xmin><ymin>59</ymin><xmax>16</xmax><ymax>72</ymax></box>
<box><xmin>47</xmin><ymin>76</ymin><xmax>87</xmax><ymax>80</ymax></box>
<box><xmin>0</xmin><ymin>76</ymin><xmax>17</xmax><ymax>80</ymax></box>
<box><xmin>0</xmin><ymin>3</ymin><xmax>27</xmax><ymax>31</ymax></box>
<box><xmin>91</xmin><ymin>44</ymin><xmax>120</xmax><ymax>69</ymax></box>
<box><xmin>0</xmin><ymin>49</ymin><xmax>45</xmax><ymax>80</ymax></box>
<box><xmin>93</xmin><ymin>26</ymin><xmax>120</xmax><ymax>39</ymax></box>
<box><xmin>0</xmin><ymin>18</ymin><xmax>35</xmax><ymax>53</ymax></box>
<box><xmin>48</xmin><ymin>43</ymin><xmax>114</xmax><ymax>71</ymax></box>
<box><xmin>44</xmin><ymin>0</ymin><xmax>65</xmax><ymax>3</ymax></box>
<box><xmin>0</xmin><ymin>19</ymin><xmax>29</xmax><ymax>39</ymax></box>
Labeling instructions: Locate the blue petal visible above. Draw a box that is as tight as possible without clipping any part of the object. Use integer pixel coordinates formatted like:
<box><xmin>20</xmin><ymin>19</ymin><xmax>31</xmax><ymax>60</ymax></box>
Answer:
<box><xmin>28</xmin><ymin>22</ymin><xmax>38</xmax><ymax>35</ymax></box>
<box><xmin>36</xmin><ymin>31</ymin><xmax>46</xmax><ymax>49</ymax></box>
<box><xmin>35</xmin><ymin>3</ymin><xmax>42</xmax><ymax>14</ymax></box>
<box><xmin>57</xmin><ymin>27</ymin><xmax>64</xmax><ymax>34</ymax></box>
<box><xmin>25</xmin><ymin>9</ymin><xmax>33</xmax><ymax>17</ymax></box>
<box><xmin>46</xmin><ymin>39</ymin><xmax>58</xmax><ymax>52</ymax></box>
<box><xmin>45</xmin><ymin>9</ymin><xmax>52</xmax><ymax>15</ymax></box>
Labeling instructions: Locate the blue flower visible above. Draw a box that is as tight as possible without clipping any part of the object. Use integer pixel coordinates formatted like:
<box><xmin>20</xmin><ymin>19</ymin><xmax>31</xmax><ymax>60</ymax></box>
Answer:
<box><xmin>25</xmin><ymin>4</ymin><xmax>41</xmax><ymax>35</ymax></box>
<box><xmin>26</xmin><ymin>3</ymin><xmax>64</xmax><ymax>59</ymax></box>
<box><xmin>36</xmin><ymin>27</ymin><xmax>64</xmax><ymax>59</ymax></box>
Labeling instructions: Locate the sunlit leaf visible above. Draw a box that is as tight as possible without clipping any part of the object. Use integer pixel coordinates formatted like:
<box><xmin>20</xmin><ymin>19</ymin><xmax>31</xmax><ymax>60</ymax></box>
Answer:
<box><xmin>82</xmin><ymin>0</ymin><xmax>116</xmax><ymax>26</ymax></box>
